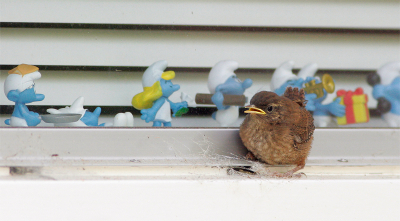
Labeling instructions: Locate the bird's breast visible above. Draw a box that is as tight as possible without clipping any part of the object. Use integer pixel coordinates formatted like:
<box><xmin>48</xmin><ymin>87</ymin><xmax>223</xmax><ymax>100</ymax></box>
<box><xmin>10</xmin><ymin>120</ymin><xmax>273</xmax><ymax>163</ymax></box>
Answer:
<box><xmin>239</xmin><ymin>115</ymin><xmax>304</xmax><ymax>165</ymax></box>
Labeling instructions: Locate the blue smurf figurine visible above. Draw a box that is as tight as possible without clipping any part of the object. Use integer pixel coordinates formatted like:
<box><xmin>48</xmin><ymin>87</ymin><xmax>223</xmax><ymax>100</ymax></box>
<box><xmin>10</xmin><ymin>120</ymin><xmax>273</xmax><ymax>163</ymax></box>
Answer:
<box><xmin>132</xmin><ymin>60</ymin><xmax>188</xmax><ymax>127</ymax></box>
<box><xmin>47</xmin><ymin>96</ymin><xmax>103</xmax><ymax>126</ymax></box>
<box><xmin>208</xmin><ymin>60</ymin><xmax>252</xmax><ymax>126</ymax></box>
<box><xmin>47</xmin><ymin>96</ymin><xmax>134</xmax><ymax>127</ymax></box>
<box><xmin>4</xmin><ymin>64</ymin><xmax>45</xmax><ymax>126</ymax></box>
<box><xmin>271</xmin><ymin>61</ymin><xmax>345</xmax><ymax>127</ymax></box>
<box><xmin>368</xmin><ymin>61</ymin><xmax>400</xmax><ymax>127</ymax></box>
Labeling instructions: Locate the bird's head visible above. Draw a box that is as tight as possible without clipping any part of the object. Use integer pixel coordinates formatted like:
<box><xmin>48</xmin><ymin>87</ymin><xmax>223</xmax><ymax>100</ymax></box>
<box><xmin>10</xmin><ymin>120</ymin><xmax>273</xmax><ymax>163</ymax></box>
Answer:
<box><xmin>245</xmin><ymin>91</ymin><xmax>292</xmax><ymax>124</ymax></box>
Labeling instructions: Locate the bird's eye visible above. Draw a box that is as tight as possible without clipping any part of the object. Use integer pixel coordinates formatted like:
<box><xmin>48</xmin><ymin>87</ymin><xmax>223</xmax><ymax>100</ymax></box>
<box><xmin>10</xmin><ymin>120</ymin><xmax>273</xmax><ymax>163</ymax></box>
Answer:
<box><xmin>267</xmin><ymin>106</ymin><xmax>273</xmax><ymax>112</ymax></box>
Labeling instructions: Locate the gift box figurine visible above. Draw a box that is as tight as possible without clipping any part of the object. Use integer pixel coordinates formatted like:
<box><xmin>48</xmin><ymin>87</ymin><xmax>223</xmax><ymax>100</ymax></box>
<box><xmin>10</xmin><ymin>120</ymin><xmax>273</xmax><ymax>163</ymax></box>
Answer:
<box><xmin>335</xmin><ymin>87</ymin><xmax>370</xmax><ymax>125</ymax></box>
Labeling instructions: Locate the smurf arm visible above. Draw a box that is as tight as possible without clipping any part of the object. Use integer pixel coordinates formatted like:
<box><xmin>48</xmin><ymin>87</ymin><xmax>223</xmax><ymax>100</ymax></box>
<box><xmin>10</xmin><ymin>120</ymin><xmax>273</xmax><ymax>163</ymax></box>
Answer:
<box><xmin>141</xmin><ymin>97</ymin><xmax>166</xmax><ymax>123</ymax></box>
<box><xmin>314</xmin><ymin>99</ymin><xmax>345</xmax><ymax>117</ymax></box>
<box><xmin>212</xmin><ymin>83</ymin><xmax>233</xmax><ymax>110</ymax></box>
<box><xmin>302</xmin><ymin>77</ymin><xmax>317</xmax><ymax>112</ymax></box>
<box><xmin>304</xmin><ymin>94</ymin><xmax>317</xmax><ymax>111</ymax></box>
<box><xmin>211</xmin><ymin>91</ymin><xmax>228</xmax><ymax>110</ymax></box>
<box><xmin>17</xmin><ymin>104</ymin><xmax>41</xmax><ymax>126</ymax></box>
<box><xmin>169</xmin><ymin>100</ymin><xmax>188</xmax><ymax>116</ymax></box>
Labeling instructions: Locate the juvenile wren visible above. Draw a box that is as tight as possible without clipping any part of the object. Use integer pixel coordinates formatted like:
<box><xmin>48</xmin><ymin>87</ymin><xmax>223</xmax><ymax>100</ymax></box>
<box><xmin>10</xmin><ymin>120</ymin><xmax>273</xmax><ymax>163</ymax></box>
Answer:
<box><xmin>239</xmin><ymin>87</ymin><xmax>315</xmax><ymax>178</ymax></box>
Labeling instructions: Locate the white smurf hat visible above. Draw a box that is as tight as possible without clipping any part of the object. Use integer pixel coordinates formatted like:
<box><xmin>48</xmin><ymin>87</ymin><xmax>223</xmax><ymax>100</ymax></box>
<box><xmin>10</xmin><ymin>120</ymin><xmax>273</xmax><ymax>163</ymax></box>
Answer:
<box><xmin>297</xmin><ymin>63</ymin><xmax>318</xmax><ymax>80</ymax></box>
<box><xmin>377</xmin><ymin>61</ymin><xmax>400</xmax><ymax>85</ymax></box>
<box><xmin>4</xmin><ymin>64</ymin><xmax>41</xmax><ymax>96</ymax></box>
<box><xmin>270</xmin><ymin>60</ymin><xmax>297</xmax><ymax>91</ymax></box>
<box><xmin>208</xmin><ymin>60</ymin><xmax>238</xmax><ymax>94</ymax></box>
<box><xmin>142</xmin><ymin>60</ymin><xmax>171</xmax><ymax>88</ymax></box>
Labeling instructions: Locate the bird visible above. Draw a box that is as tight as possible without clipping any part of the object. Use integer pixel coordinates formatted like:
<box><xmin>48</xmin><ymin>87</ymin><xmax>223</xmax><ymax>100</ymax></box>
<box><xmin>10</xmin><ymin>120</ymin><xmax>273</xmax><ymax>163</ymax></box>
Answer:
<box><xmin>239</xmin><ymin>87</ymin><xmax>315</xmax><ymax>178</ymax></box>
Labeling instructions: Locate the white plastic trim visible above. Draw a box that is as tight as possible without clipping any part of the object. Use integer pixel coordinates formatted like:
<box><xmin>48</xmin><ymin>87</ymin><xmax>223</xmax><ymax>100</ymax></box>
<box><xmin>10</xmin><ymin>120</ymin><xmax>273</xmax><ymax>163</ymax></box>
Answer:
<box><xmin>1</xmin><ymin>0</ymin><xmax>399</xmax><ymax>29</ymax></box>
<box><xmin>1</xmin><ymin>28</ymin><xmax>398</xmax><ymax>69</ymax></box>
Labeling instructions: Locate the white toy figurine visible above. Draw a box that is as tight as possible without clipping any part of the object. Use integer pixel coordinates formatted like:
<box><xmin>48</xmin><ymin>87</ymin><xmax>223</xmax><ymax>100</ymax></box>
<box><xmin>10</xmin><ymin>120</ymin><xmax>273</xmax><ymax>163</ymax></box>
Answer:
<box><xmin>207</xmin><ymin>60</ymin><xmax>252</xmax><ymax>127</ymax></box>
<box><xmin>368</xmin><ymin>61</ymin><xmax>400</xmax><ymax>127</ymax></box>
<box><xmin>132</xmin><ymin>60</ymin><xmax>188</xmax><ymax>127</ymax></box>
<box><xmin>271</xmin><ymin>60</ymin><xmax>345</xmax><ymax>127</ymax></box>
<box><xmin>47</xmin><ymin>96</ymin><xmax>134</xmax><ymax>127</ymax></box>
<box><xmin>4</xmin><ymin>64</ymin><xmax>45</xmax><ymax>126</ymax></box>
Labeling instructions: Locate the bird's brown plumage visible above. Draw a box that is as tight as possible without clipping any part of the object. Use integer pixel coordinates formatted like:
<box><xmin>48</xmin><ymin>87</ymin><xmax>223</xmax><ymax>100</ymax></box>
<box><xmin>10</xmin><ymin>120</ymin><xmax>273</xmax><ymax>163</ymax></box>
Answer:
<box><xmin>239</xmin><ymin>87</ymin><xmax>315</xmax><ymax>177</ymax></box>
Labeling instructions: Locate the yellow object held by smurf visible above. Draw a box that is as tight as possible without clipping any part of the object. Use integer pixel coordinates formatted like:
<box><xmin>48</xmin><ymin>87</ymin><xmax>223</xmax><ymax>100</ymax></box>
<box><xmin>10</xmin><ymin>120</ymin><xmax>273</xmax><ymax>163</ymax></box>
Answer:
<box><xmin>336</xmin><ymin>87</ymin><xmax>369</xmax><ymax>125</ymax></box>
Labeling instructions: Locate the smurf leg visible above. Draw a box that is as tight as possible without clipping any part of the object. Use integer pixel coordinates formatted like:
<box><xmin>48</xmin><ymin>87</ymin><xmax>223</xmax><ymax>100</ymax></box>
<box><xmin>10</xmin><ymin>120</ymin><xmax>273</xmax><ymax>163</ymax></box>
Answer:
<box><xmin>8</xmin><ymin>117</ymin><xmax>28</xmax><ymax>127</ymax></box>
<box><xmin>163</xmin><ymin>122</ymin><xmax>172</xmax><ymax>127</ymax></box>
<box><xmin>383</xmin><ymin>112</ymin><xmax>400</xmax><ymax>127</ymax></box>
<box><xmin>113</xmin><ymin>112</ymin><xmax>134</xmax><ymax>127</ymax></box>
<box><xmin>153</xmin><ymin>121</ymin><xmax>162</xmax><ymax>127</ymax></box>
<box><xmin>314</xmin><ymin>115</ymin><xmax>334</xmax><ymax>127</ymax></box>
<box><xmin>152</xmin><ymin>120</ymin><xmax>171</xmax><ymax>127</ymax></box>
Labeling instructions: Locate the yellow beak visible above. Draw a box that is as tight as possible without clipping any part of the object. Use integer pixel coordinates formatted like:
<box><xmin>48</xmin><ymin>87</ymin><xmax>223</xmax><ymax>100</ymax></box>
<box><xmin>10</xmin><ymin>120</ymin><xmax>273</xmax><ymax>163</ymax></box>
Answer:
<box><xmin>244</xmin><ymin>105</ymin><xmax>266</xmax><ymax>115</ymax></box>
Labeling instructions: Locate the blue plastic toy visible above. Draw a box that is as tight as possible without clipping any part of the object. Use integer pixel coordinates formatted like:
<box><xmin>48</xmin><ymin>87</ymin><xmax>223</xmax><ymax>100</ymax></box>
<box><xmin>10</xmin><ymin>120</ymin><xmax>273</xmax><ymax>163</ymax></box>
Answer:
<box><xmin>208</xmin><ymin>60</ymin><xmax>252</xmax><ymax>126</ymax></box>
<box><xmin>306</xmin><ymin>76</ymin><xmax>345</xmax><ymax>119</ymax></box>
<box><xmin>132</xmin><ymin>60</ymin><xmax>188</xmax><ymax>127</ymax></box>
<box><xmin>80</xmin><ymin>107</ymin><xmax>104</xmax><ymax>126</ymax></box>
<box><xmin>271</xmin><ymin>61</ymin><xmax>345</xmax><ymax>127</ymax></box>
<box><xmin>47</xmin><ymin>96</ymin><xmax>134</xmax><ymax>127</ymax></box>
<box><xmin>271</xmin><ymin>61</ymin><xmax>317</xmax><ymax>111</ymax></box>
<box><xmin>4</xmin><ymin>64</ymin><xmax>45</xmax><ymax>126</ymax></box>
<box><xmin>368</xmin><ymin>61</ymin><xmax>400</xmax><ymax>127</ymax></box>
<box><xmin>46</xmin><ymin>96</ymin><xmax>104</xmax><ymax>126</ymax></box>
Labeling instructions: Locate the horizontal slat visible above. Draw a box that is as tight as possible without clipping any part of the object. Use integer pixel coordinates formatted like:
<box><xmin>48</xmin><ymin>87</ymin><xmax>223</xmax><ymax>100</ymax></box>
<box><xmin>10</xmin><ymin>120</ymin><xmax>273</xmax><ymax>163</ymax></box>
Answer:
<box><xmin>1</xmin><ymin>28</ymin><xmax>399</xmax><ymax>69</ymax></box>
<box><xmin>1</xmin><ymin>0</ymin><xmax>399</xmax><ymax>29</ymax></box>
<box><xmin>3</xmin><ymin>165</ymin><xmax>398</xmax><ymax>178</ymax></box>
<box><xmin>0</xmin><ymin>128</ymin><xmax>250</xmax><ymax>167</ymax></box>
<box><xmin>2</xmin><ymin>23</ymin><xmax>399</xmax><ymax>34</ymax></box>
<box><xmin>0</xmin><ymin>114</ymin><xmax>393</xmax><ymax>128</ymax></box>
<box><xmin>0</xmin><ymin>70</ymin><xmax>377</xmax><ymax>107</ymax></box>
<box><xmin>0</xmin><ymin>128</ymin><xmax>398</xmax><ymax>167</ymax></box>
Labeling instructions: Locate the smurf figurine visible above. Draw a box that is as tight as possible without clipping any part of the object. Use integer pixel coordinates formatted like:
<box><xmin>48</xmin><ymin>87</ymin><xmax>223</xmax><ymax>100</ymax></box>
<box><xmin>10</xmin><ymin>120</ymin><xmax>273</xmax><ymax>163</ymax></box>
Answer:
<box><xmin>47</xmin><ymin>96</ymin><xmax>134</xmax><ymax>127</ymax></box>
<box><xmin>208</xmin><ymin>60</ymin><xmax>252</xmax><ymax>126</ymax></box>
<box><xmin>271</xmin><ymin>60</ymin><xmax>345</xmax><ymax>127</ymax></box>
<box><xmin>368</xmin><ymin>61</ymin><xmax>400</xmax><ymax>127</ymax></box>
<box><xmin>132</xmin><ymin>60</ymin><xmax>188</xmax><ymax>127</ymax></box>
<box><xmin>4</xmin><ymin>64</ymin><xmax>45</xmax><ymax>126</ymax></box>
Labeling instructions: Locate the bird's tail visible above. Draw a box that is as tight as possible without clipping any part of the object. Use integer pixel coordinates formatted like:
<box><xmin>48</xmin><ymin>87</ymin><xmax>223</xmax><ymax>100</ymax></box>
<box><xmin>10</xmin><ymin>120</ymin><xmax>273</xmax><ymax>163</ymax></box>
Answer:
<box><xmin>283</xmin><ymin>87</ymin><xmax>307</xmax><ymax>107</ymax></box>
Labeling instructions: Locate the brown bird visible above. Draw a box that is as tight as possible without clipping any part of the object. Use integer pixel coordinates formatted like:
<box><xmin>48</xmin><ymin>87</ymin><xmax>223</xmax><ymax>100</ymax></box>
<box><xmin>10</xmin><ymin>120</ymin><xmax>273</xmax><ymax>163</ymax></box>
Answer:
<box><xmin>239</xmin><ymin>87</ymin><xmax>315</xmax><ymax>178</ymax></box>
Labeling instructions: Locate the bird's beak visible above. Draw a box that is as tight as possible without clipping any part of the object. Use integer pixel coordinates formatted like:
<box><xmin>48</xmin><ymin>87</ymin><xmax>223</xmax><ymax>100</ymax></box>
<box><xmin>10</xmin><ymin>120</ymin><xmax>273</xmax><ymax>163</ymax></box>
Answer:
<box><xmin>244</xmin><ymin>105</ymin><xmax>266</xmax><ymax>115</ymax></box>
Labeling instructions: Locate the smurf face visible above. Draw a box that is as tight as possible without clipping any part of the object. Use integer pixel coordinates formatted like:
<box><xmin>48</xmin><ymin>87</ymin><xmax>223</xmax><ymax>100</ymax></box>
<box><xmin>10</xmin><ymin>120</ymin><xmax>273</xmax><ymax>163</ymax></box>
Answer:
<box><xmin>373</xmin><ymin>77</ymin><xmax>400</xmax><ymax>113</ymax></box>
<box><xmin>216</xmin><ymin>76</ymin><xmax>253</xmax><ymax>95</ymax></box>
<box><xmin>160</xmin><ymin>79</ymin><xmax>180</xmax><ymax>97</ymax></box>
<box><xmin>373</xmin><ymin>77</ymin><xmax>400</xmax><ymax>100</ymax></box>
<box><xmin>274</xmin><ymin>78</ymin><xmax>304</xmax><ymax>96</ymax></box>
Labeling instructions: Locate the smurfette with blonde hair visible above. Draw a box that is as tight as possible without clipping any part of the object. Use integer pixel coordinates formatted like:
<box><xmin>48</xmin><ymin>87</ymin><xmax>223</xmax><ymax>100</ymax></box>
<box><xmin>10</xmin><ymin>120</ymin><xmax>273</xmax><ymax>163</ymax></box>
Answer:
<box><xmin>132</xmin><ymin>60</ymin><xmax>188</xmax><ymax>127</ymax></box>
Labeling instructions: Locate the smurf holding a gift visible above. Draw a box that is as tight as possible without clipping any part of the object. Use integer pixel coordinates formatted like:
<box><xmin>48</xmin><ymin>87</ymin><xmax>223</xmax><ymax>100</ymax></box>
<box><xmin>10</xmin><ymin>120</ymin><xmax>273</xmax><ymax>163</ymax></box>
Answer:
<box><xmin>4</xmin><ymin>64</ymin><xmax>45</xmax><ymax>126</ymax></box>
<box><xmin>132</xmin><ymin>60</ymin><xmax>188</xmax><ymax>127</ymax></box>
<box><xmin>368</xmin><ymin>61</ymin><xmax>400</xmax><ymax>127</ymax></box>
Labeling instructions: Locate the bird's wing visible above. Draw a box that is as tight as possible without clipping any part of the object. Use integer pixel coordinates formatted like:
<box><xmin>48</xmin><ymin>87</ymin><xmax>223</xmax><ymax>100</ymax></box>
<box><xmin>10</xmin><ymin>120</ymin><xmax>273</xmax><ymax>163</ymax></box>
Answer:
<box><xmin>283</xmin><ymin>87</ymin><xmax>307</xmax><ymax>107</ymax></box>
<box><xmin>291</xmin><ymin>110</ymin><xmax>315</xmax><ymax>148</ymax></box>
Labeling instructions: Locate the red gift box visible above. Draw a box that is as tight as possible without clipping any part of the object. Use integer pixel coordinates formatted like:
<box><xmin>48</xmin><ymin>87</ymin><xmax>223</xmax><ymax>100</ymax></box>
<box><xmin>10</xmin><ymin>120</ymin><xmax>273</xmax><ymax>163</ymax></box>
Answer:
<box><xmin>336</xmin><ymin>87</ymin><xmax>369</xmax><ymax>125</ymax></box>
